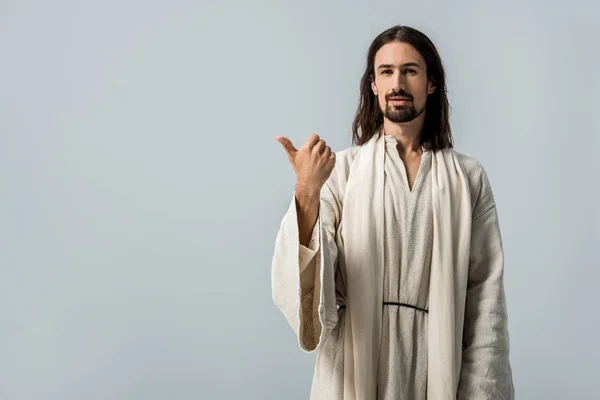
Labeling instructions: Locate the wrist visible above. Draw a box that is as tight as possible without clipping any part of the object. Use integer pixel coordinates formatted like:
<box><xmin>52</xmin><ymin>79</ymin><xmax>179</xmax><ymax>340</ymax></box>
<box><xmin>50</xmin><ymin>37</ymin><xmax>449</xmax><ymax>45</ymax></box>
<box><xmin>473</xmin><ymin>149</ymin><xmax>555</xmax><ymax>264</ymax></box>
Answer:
<box><xmin>295</xmin><ymin>182</ymin><xmax>321</xmax><ymax>198</ymax></box>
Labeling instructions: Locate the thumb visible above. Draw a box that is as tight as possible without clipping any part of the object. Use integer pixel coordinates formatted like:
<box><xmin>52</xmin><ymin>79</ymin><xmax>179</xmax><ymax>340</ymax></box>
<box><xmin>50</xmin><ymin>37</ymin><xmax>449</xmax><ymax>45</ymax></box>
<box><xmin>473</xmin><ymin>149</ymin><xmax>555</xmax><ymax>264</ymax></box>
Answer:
<box><xmin>275</xmin><ymin>136</ymin><xmax>298</xmax><ymax>158</ymax></box>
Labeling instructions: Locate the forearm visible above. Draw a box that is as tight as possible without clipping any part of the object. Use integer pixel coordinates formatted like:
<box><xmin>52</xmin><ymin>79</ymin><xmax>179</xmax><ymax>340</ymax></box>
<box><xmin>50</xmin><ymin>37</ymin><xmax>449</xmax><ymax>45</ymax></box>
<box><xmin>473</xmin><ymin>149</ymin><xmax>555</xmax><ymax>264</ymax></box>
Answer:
<box><xmin>458</xmin><ymin>203</ymin><xmax>514</xmax><ymax>398</ymax></box>
<box><xmin>459</xmin><ymin>275</ymin><xmax>513</xmax><ymax>398</ymax></box>
<box><xmin>295</xmin><ymin>183</ymin><xmax>320</xmax><ymax>247</ymax></box>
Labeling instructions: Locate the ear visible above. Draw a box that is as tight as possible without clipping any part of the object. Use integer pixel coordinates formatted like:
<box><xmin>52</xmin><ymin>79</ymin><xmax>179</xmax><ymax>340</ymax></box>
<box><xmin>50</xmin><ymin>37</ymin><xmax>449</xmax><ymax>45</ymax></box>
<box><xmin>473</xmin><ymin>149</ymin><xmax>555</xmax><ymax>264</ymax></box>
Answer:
<box><xmin>427</xmin><ymin>78</ymin><xmax>436</xmax><ymax>94</ymax></box>
<box><xmin>371</xmin><ymin>81</ymin><xmax>378</xmax><ymax>96</ymax></box>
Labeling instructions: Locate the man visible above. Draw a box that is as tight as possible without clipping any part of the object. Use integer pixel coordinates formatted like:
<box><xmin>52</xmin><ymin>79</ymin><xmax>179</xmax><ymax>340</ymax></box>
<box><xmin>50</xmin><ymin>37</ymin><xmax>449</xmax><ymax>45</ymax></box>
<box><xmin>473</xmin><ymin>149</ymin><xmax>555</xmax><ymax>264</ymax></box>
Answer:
<box><xmin>271</xmin><ymin>25</ymin><xmax>514</xmax><ymax>400</ymax></box>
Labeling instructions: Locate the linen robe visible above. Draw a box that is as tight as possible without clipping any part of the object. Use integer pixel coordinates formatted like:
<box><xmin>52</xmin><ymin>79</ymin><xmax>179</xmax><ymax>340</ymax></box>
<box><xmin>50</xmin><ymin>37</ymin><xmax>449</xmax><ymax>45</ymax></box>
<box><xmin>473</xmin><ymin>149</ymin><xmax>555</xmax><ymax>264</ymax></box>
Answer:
<box><xmin>271</xmin><ymin>135</ymin><xmax>514</xmax><ymax>399</ymax></box>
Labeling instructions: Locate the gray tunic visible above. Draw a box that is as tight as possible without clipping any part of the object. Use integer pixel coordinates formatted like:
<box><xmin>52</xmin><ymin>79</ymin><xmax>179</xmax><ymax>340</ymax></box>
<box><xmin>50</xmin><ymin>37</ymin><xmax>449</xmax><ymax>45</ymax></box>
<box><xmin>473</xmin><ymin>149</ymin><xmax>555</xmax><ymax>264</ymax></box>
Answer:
<box><xmin>377</xmin><ymin>135</ymin><xmax>432</xmax><ymax>399</ymax></box>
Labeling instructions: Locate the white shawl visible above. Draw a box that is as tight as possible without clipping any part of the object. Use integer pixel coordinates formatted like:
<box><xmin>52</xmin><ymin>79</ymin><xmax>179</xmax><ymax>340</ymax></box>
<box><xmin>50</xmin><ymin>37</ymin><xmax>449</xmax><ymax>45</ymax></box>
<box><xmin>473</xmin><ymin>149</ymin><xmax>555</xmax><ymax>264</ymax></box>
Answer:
<box><xmin>341</xmin><ymin>132</ymin><xmax>472</xmax><ymax>399</ymax></box>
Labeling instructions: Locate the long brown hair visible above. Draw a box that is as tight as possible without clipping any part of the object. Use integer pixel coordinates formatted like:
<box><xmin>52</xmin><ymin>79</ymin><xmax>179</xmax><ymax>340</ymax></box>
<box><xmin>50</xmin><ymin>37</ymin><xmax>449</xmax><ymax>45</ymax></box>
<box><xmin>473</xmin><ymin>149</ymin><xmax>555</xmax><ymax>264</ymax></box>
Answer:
<box><xmin>351</xmin><ymin>25</ymin><xmax>453</xmax><ymax>151</ymax></box>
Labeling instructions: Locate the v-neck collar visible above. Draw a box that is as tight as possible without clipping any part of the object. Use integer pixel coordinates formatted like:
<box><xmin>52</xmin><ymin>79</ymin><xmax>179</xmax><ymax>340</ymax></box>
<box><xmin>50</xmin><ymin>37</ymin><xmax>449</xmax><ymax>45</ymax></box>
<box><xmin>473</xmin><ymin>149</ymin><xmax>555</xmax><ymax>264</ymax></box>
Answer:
<box><xmin>384</xmin><ymin>135</ymin><xmax>429</xmax><ymax>193</ymax></box>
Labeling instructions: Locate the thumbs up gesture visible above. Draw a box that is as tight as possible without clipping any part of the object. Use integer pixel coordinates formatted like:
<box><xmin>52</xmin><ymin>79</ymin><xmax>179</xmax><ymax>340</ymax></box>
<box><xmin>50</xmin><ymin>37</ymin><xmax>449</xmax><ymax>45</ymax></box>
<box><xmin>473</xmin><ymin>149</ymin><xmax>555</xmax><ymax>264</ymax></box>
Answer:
<box><xmin>276</xmin><ymin>133</ymin><xmax>336</xmax><ymax>194</ymax></box>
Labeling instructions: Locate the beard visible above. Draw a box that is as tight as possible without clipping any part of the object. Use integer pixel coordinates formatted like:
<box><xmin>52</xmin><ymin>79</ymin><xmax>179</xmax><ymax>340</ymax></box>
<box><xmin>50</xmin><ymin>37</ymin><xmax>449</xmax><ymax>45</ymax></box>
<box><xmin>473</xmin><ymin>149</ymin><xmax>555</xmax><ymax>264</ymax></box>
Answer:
<box><xmin>383</xmin><ymin>100</ymin><xmax>424</xmax><ymax>123</ymax></box>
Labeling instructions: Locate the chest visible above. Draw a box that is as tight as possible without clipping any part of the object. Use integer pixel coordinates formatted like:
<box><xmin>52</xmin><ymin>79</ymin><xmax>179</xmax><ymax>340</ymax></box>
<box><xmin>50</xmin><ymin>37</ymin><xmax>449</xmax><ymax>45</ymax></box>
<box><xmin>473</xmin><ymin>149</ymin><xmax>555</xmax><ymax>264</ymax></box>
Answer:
<box><xmin>399</xmin><ymin>154</ymin><xmax>423</xmax><ymax>191</ymax></box>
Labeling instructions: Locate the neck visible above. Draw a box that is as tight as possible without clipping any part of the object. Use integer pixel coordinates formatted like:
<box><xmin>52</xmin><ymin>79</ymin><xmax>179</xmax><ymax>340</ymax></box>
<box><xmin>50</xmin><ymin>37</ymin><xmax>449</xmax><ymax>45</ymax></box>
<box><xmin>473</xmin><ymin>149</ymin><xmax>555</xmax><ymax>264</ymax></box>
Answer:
<box><xmin>382</xmin><ymin>114</ymin><xmax>425</xmax><ymax>154</ymax></box>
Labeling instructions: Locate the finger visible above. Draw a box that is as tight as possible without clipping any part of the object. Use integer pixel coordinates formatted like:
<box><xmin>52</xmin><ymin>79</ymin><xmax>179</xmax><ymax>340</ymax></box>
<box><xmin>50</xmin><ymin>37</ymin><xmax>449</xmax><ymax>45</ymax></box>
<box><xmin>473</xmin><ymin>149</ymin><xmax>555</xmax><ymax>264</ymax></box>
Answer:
<box><xmin>313</xmin><ymin>139</ymin><xmax>326</xmax><ymax>154</ymax></box>
<box><xmin>305</xmin><ymin>133</ymin><xmax>320</xmax><ymax>149</ymax></box>
<box><xmin>275</xmin><ymin>136</ymin><xmax>298</xmax><ymax>157</ymax></box>
<box><xmin>323</xmin><ymin>145</ymin><xmax>332</xmax><ymax>157</ymax></box>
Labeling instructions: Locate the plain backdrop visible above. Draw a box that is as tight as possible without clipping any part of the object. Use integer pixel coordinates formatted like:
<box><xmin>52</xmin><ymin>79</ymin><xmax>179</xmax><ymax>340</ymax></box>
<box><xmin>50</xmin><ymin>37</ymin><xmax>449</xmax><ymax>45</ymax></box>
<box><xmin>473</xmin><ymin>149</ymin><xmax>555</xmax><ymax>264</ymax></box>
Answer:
<box><xmin>1</xmin><ymin>0</ymin><xmax>599</xmax><ymax>399</ymax></box>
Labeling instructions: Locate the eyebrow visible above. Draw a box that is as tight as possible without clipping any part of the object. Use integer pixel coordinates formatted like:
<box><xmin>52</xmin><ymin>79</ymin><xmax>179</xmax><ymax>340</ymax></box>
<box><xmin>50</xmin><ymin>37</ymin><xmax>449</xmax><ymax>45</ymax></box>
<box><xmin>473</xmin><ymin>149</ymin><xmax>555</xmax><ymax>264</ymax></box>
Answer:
<box><xmin>377</xmin><ymin>62</ymin><xmax>422</xmax><ymax>70</ymax></box>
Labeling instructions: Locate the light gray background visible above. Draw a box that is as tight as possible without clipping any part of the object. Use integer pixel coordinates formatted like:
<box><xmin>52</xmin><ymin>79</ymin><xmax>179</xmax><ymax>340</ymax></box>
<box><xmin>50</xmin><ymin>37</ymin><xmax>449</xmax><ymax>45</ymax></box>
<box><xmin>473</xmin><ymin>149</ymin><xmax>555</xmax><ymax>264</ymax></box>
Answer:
<box><xmin>1</xmin><ymin>0</ymin><xmax>598</xmax><ymax>399</ymax></box>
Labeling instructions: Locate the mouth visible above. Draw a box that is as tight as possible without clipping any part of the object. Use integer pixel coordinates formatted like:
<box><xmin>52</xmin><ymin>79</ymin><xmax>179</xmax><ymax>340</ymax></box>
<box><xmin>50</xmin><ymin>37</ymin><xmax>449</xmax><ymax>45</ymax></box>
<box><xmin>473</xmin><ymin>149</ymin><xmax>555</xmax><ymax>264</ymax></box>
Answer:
<box><xmin>388</xmin><ymin>98</ymin><xmax>411</xmax><ymax>103</ymax></box>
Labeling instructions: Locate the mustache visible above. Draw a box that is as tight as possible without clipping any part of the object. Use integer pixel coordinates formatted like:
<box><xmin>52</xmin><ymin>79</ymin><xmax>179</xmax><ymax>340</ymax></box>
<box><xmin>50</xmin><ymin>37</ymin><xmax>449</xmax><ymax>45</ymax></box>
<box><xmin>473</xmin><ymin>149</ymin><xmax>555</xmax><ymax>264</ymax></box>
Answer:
<box><xmin>386</xmin><ymin>90</ymin><xmax>412</xmax><ymax>100</ymax></box>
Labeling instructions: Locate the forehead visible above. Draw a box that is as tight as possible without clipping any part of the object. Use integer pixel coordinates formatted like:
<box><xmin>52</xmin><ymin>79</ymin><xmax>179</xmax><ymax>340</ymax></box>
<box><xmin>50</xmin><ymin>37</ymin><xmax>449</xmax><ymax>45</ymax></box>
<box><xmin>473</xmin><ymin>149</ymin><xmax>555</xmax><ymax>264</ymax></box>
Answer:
<box><xmin>374</xmin><ymin>41</ymin><xmax>426</xmax><ymax>69</ymax></box>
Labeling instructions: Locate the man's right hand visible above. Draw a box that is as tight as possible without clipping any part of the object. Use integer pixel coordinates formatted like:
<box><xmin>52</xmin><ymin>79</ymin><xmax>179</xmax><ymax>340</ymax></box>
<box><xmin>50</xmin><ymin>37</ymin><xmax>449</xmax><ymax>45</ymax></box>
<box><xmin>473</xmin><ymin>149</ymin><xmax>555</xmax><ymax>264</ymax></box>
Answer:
<box><xmin>276</xmin><ymin>134</ymin><xmax>336</xmax><ymax>194</ymax></box>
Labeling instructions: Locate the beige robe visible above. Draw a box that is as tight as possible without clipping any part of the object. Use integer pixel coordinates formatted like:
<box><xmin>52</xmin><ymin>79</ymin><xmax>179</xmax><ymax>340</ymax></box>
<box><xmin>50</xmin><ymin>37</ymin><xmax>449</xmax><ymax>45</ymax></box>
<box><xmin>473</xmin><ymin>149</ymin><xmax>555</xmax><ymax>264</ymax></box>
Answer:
<box><xmin>271</xmin><ymin>133</ymin><xmax>514</xmax><ymax>399</ymax></box>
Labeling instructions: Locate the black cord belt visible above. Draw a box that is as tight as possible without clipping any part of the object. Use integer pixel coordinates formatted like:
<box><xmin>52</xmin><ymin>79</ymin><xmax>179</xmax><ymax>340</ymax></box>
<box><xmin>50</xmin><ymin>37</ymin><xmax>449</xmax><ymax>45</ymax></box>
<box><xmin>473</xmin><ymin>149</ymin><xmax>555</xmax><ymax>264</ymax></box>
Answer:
<box><xmin>338</xmin><ymin>302</ymin><xmax>428</xmax><ymax>313</ymax></box>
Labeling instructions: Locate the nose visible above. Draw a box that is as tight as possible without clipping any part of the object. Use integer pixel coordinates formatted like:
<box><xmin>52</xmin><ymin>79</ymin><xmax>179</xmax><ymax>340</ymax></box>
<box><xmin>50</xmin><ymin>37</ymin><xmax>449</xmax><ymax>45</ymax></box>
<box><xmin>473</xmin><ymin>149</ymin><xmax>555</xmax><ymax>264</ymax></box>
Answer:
<box><xmin>395</xmin><ymin>71</ymin><xmax>407</xmax><ymax>88</ymax></box>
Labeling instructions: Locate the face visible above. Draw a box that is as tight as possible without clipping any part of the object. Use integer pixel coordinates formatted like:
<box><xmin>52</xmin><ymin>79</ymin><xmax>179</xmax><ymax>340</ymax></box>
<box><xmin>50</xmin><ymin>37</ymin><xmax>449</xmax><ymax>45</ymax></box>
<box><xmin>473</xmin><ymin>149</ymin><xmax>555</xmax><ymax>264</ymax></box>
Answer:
<box><xmin>371</xmin><ymin>41</ymin><xmax>436</xmax><ymax>123</ymax></box>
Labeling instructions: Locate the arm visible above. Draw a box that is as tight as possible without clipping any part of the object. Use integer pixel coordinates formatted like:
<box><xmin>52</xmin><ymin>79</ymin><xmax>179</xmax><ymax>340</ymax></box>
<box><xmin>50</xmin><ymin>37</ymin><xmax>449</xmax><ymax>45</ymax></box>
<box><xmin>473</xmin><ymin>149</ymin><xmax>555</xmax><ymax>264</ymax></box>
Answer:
<box><xmin>457</xmin><ymin>166</ymin><xmax>515</xmax><ymax>399</ymax></box>
<box><xmin>295</xmin><ymin>184</ymin><xmax>320</xmax><ymax>248</ymax></box>
<box><xmin>271</xmin><ymin>178</ymin><xmax>341</xmax><ymax>352</ymax></box>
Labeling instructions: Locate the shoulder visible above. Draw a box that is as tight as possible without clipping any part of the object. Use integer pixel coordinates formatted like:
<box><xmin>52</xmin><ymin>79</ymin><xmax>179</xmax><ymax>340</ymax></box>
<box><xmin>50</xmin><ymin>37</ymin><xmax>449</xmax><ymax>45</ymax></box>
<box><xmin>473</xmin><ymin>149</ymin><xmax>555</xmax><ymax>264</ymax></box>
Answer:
<box><xmin>321</xmin><ymin>144</ymin><xmax>361</xmax><ymax>198</ymax></box>
<box><xmin>451</xmin><ymin>150</ymin><xmax>497</xmax><ymax>219</ymax></box>
<box><xmin>448</xmin><ymin>149</ymin><xmax>481</xmax><ymax>175</ymax></box>
<box><xmin>333</xmin><ymin>145</ymin><xmax>361</xmax><ymax>174</ymax></box>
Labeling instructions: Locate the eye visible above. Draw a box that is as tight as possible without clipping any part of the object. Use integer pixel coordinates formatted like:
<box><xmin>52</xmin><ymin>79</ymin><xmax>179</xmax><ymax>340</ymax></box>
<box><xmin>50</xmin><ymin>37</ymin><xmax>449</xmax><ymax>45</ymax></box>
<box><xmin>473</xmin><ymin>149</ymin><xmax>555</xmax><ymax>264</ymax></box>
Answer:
<box><xmin>405</xmin><ymin>69</ymin><xmax>417</xmax><ymax>75</ymax></box>
<box><xmin>382</xmin><ymin>69</ymin><xmax>393</xmax><ymax>75</ymax></box>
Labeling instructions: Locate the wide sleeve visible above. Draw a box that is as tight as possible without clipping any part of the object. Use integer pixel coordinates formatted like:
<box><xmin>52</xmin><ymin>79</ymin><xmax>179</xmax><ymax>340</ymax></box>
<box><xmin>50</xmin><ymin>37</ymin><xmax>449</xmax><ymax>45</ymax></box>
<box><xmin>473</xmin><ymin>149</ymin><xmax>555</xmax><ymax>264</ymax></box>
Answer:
<box><xmin>457</xmin><ymin>165</ymin><xmax>515</xmax><ymax>399</ymax></box>
<box><xmin>271</xmin><ymin>179</ymin><xmax>341</xmax><ymax>352</ymax></box>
